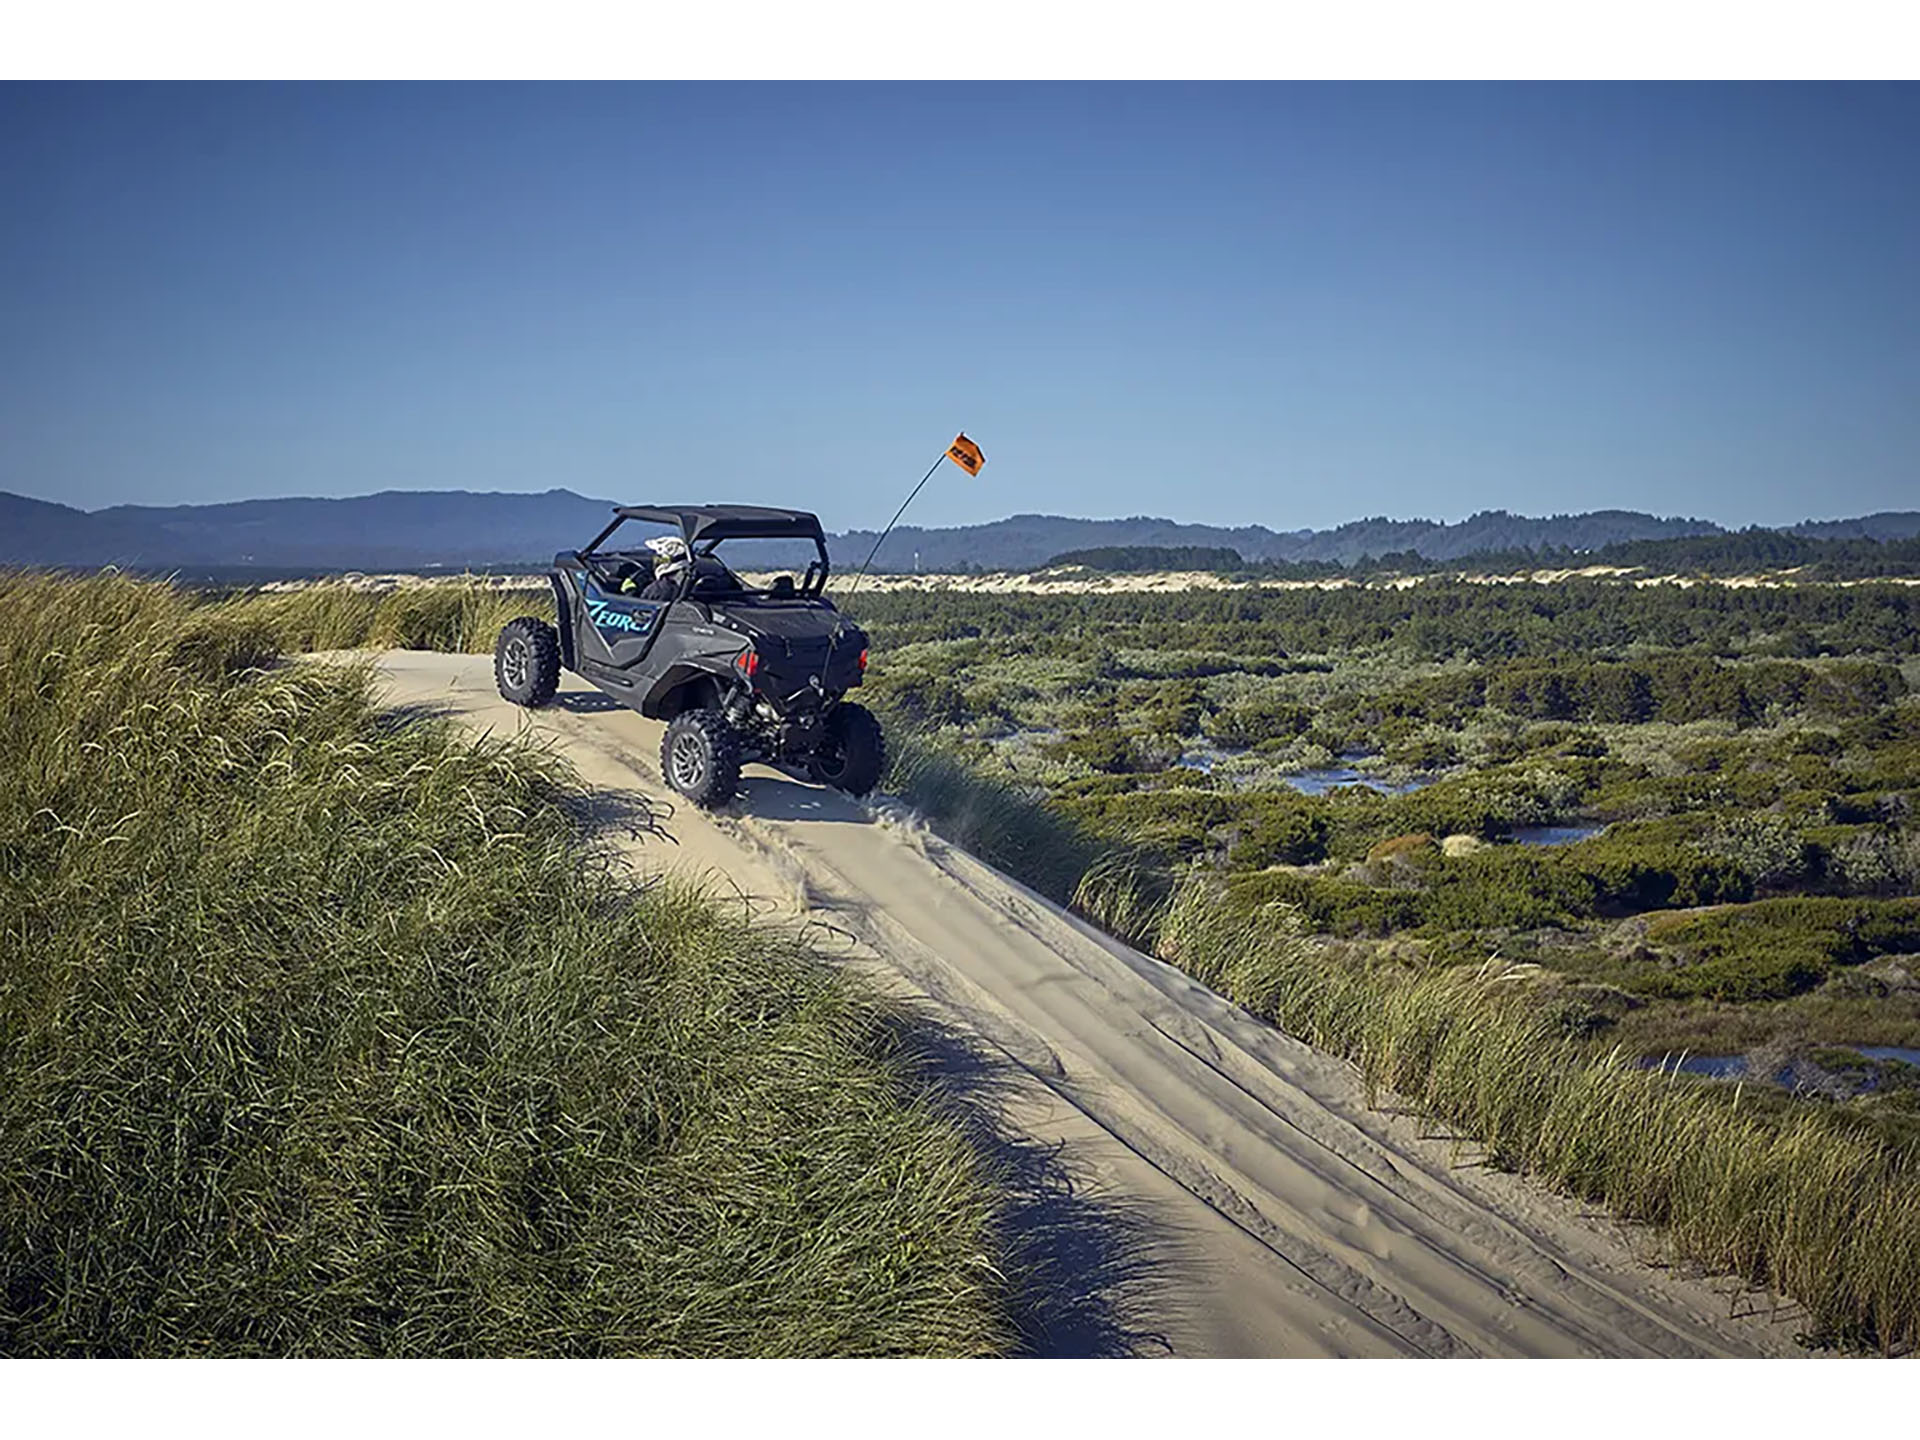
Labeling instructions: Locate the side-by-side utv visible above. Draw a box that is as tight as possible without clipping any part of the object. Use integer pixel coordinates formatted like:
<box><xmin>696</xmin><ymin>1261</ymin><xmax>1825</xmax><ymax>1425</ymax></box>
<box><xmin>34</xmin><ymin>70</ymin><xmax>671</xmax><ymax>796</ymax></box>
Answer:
<box><xmin>493</xmin><ymin>503</ymin><xmax>884</xmax><ymax>808</ymax></box>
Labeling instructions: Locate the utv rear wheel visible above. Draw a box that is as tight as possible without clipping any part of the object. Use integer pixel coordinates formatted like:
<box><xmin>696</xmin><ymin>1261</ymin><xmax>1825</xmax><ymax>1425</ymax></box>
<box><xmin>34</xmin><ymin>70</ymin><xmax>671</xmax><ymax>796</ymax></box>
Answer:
<box><xmin>810</xmin><ymin>702</ymin><xmax>886</xmax><ymax>797</ymax></box>
<box><xmin>662</xmin><ymin>709</ymin><xmax>740</xmax><ymax>808</ymax></box>
<box><xmin>495</xmin><ymin>617</ymin><xmax>560</xmax><ymax>707</ymax></box>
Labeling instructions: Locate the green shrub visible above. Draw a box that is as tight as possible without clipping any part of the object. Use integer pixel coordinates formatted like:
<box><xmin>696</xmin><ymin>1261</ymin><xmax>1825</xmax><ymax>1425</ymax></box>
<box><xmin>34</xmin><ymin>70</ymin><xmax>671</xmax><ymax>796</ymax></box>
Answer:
<box><xmin>1202</xmin><ymin>694</ymin><xmax>1313</xmax><ymax>748</ymax></box>
<box><xmin>1228</xmin><ymin>803</ymin><xmax>1331</xmax><ymax>869</ymax></box>
<box><xmin>1385</xmin><ymin>731</ymin><xmax>1461</xmax><ymax>769</ymax></box>
<box><xmin>1628</xmin><ymin>898</ymin><xmax>1920</xmax><ymax>1002</ymax></box>
<box><xmin>1223</xmin><ymin>871</ymin><xmax>1425</xmax><ymax>937</ymax></box>
<box><xmin>1701</xmin><ymin>813</ymin><xmax>1814</xmax><ymax>889</ymax></box>
<box><xmin>1052</xmin><ymin>731</ymin><xmax>1147</xmax><ymax>775</ymax></box>
<box><xmin>876</xmin><ymin>671</ymin><xmax>971</xmax><ymax>727</ymax></box>
<box><xmin>1054</xmin><ymin>783</ymin><xmax>1230</xmax><ymax>860</ymax></box>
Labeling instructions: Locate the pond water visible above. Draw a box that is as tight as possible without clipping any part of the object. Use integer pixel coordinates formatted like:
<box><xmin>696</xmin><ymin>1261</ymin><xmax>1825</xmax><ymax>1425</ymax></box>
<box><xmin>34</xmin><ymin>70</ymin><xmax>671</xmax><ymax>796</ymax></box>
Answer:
<box><xmin>1639</xmin><ymin>1054</ymin><xmax>1749</xmax><ymax>1080</ymax></box>
<box><xmin>1171</xmin><ymin>748</ymin><xmax>1438</xmax><ymax>795</ymax></box>
<box><xmin>1280</xmin><ymin>766</ymin><xmax>1434</xmax><ymax>797</ymax></box>
<box><xmin>1637</xmin><ymin>1047</ymin><xmax>1920</xmax><ymax>1096</ymax></box>
<box><xmin>1639</xmin><ymin>1054</ymin><xmax>1829</xmax><ymax>1090</ymax></box>
<box><xmin>1504</xmin><ymin>824</ymin><xmax>1606</xmax><ymax>847</ymax></box>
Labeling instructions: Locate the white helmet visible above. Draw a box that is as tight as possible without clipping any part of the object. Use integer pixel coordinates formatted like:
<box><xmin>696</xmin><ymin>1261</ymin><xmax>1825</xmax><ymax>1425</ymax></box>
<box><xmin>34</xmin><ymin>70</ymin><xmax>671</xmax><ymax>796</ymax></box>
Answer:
<box><xmin>645</xmin><ymin>534</ymin><xmax>691</xmax><ymax>578</ymax></box>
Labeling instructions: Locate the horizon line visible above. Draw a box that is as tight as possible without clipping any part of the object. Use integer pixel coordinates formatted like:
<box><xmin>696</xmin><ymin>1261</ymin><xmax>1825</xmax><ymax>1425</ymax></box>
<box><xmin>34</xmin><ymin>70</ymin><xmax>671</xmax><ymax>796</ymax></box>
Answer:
<box><xmin>9</xmin><ymin>485</ymin><xmax>1915</xmax><ymax>535</ymax></box>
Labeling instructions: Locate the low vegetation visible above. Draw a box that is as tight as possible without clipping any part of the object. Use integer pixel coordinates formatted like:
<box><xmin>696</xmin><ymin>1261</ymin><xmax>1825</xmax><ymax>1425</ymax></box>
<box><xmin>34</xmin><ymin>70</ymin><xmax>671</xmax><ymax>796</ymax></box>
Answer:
<box><xmin>0</xmin><ymin>572</ymin><xmax>1014</xmax><ymax>1356</ymax></box>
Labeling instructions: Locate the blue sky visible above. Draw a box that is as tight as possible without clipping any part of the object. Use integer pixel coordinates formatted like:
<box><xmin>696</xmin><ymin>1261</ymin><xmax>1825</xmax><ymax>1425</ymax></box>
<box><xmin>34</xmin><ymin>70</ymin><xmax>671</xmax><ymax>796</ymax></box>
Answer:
<box><xmin>1</xmin><ymin>82</ymin><xmax>1914</xmax><ymax>532</ymax></box>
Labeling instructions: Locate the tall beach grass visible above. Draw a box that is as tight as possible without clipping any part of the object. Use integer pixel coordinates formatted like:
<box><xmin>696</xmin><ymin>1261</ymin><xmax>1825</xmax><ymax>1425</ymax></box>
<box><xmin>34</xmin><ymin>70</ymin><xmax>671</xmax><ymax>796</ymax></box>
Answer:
<box><xmin>880</xmin><ymin>727</ymin><xmax>1110</xmax><ymax>906</ymax></box>
<box><xmin>0</xmin><ymin>572</ymin><xmax>1014</xmax><ymax>1355</ymax></box>
<box><xmin>208</xmin><ymin>580</ymin><xmax>545</xmax><ymax>655</ymax></box>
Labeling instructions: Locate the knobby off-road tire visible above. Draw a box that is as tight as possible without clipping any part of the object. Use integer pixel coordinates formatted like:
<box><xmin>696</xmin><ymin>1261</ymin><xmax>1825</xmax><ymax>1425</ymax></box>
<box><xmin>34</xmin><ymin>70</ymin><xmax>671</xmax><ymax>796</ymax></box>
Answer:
<box><xmin>809</xmin><ymin>702</ymin><xmax>886</xmax><ymax>797</ymax></box>
<box><xmin>495</xmin><ymin>616</ymin><xmax>561</xmax><ymax>707</ymax></box>
<box><xmin>662</xmin><ymin>709</ymin><xmax>741</xmax><ymax>808</ymax></box>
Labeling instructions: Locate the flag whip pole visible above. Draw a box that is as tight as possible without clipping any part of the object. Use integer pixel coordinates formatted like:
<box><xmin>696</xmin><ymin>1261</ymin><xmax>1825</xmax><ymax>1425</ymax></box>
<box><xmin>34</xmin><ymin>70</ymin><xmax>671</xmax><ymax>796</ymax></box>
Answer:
<box><xmin>828</xmin><ymin>434</ymin><xmax>980</xmax><ymax>662</ymax></box>
<box><xmin>841</xmin><ymin>452</ymin><xmax>944</xmax><ymax>611</ymax></box>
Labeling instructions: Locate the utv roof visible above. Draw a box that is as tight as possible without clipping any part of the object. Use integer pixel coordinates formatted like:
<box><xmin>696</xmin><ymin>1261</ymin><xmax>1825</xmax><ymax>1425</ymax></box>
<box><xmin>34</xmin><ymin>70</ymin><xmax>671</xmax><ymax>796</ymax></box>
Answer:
<box><xmin>610</xmin><ymin>504</ymin><xmax>826</xmax><ymax>544</ymax></box>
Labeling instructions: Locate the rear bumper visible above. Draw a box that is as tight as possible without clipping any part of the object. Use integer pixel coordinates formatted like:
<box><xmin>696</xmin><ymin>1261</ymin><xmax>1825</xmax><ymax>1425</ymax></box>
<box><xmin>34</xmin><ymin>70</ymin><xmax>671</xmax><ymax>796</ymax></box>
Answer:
<box><xmin>753</xmin><ymin>651</ymin><xmax>864</xmax><ymax>709</ymax></box>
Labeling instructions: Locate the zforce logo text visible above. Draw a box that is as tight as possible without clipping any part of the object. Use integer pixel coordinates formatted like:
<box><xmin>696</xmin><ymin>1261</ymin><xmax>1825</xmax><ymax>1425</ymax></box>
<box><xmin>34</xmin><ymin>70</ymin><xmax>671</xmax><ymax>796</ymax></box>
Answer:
<box><xmin>585</xmin><ymin>597</ymin><xmax>654</xmax><ymax>634</ymax></box>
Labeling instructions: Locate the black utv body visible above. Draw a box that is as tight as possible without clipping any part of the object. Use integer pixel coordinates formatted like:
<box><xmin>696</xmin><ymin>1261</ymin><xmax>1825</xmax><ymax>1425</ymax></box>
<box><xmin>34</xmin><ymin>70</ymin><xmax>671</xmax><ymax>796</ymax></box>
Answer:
<box><xmin>493</xmin><ymin>504</ymin><xmax>884</xmax><ymax>807</ymax></box>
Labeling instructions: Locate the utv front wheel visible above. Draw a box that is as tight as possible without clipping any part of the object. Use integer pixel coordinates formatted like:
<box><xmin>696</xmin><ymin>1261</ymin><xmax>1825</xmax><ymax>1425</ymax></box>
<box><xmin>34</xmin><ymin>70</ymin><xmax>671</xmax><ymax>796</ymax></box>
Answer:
<box><xmin>810</xmin><ymin>702</ymin><xmax>886</xmax><ymax>797</ymax></box>
<box><xmin>495</xmin><ymin>617</ymin><xmax>560</xmax><ymax>707</ymax></box>
<box><xmin>662</xmin><ymin>709</ymin><xmax>741</xmax><ymax>808</ymax></box>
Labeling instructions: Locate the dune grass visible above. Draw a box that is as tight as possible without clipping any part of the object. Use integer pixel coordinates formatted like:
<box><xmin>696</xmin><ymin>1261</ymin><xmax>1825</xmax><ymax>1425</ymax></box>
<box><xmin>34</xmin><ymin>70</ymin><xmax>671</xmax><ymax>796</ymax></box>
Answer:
<box><xmin>0</xmin><ymin>572</ymin><xmax>1013</xmax><ymax>1356</ymax></box>
<box><xmin>1075</xmin><ymin>864</ymin><xmax>1920</xmax><ymax>1352</ymax></box>
<box><xmin>205</xmin><ymin>581</ymin><xmax>545</xmax><ymax>655</ymax></box>
<box><xmin>880</xmin><ymin>727</ymin><xmax>1110</xmax><ymax>906</ymax></box>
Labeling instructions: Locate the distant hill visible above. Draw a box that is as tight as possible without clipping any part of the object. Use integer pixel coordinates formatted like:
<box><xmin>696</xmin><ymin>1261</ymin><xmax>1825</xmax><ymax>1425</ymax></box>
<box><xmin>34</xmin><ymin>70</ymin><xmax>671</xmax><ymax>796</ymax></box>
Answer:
<box><xmin>0</xmin><ymin>493</ymin><xmax>154</xmax><ymax>568</ymax></box>
<box><xmin>1282</xmin><ymin>509</ymin><xmax>1725</xmax><ymax>563</ymax></box>
<box><xmin>5</xmin><ymin>488</ymin><xmax>1920</xmax><ymax>577</ymax></box>
<box><xmin>1789</xmin><ymin>513</ymin><xmax>1920</xmax><ymax>543</ymax></box>
<box><xmin>100</xmin><ymin>489</ymin><xmax>617</xmax><ymax>571</ymax></box>
<box><xmin>0</xmin><ymin>489</ymin><xmax>618</xmax><ymax>576</ymax></box>
<box><xmin>838</xmin><ymin>508</ymin><xmax>1731</xmax><ymax>571</ymax></box>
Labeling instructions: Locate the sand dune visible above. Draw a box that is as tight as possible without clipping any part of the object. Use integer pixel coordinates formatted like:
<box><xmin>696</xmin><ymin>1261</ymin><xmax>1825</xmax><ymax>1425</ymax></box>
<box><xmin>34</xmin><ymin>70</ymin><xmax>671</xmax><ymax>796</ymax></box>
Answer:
<box><xmin>343</xmin><ymin>650</ymin><xmax>1807</xmax><ymax>1357</ymax></box>
<box><xmin>267</xmin><ymin>565</ymin><xmax>1918</xmax><ymax>598</ymax></box>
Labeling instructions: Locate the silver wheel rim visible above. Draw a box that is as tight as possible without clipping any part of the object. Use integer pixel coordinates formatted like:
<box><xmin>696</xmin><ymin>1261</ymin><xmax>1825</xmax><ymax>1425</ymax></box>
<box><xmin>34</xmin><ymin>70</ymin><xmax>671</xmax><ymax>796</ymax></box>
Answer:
<box><xmin>502</xmin><ymin>637</ymin><xmax>529</xmax><ymax>691</ymax></box>
<box><xmin>670</xmin><ymin>731</ymin><xmax>707</xmax><ymax>790</ymax></box>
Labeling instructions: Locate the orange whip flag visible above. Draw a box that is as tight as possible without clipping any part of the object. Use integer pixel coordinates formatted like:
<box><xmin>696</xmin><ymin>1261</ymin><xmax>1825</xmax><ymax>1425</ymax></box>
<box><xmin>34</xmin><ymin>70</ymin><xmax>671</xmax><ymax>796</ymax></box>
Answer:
<box><xmin>838</xmin><ymin>432</ymin><xmax>989</xmax><ymax>626</ymax></box>
<box><xmin>946</xmin><ymin>433</ymin><xmax>985</xmax><ymax>476</ymax></box>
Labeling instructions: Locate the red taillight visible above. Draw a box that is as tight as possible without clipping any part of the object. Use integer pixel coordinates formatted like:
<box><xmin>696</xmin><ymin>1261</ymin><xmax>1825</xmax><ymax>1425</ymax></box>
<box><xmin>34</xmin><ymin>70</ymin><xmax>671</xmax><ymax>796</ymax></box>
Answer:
<box><xmin>735</xmin><ymin>648</ymin><xmax>760</xmax><ymax>678</ymax></box>
<box><xmin>858</xmin><ymin>648</ymin><xmax>869</xmax><ymax>672</ymax></box>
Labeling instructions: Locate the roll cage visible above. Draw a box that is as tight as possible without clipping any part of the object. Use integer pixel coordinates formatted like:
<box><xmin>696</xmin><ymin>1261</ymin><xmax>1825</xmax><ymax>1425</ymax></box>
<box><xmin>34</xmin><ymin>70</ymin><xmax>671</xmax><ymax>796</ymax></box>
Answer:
<box><xmin>571</xmin><ymin>504</ymin><xmax>832</xmax><ymax>602</ymax></box>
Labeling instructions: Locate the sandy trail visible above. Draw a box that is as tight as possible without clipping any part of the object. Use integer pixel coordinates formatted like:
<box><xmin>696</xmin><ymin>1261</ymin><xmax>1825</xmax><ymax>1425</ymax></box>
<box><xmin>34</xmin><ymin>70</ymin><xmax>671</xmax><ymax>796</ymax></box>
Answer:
<box><xmin>345</xmin><ymin>650</ymin><xmax>1804</xmax><ymax>1358</ymax></box>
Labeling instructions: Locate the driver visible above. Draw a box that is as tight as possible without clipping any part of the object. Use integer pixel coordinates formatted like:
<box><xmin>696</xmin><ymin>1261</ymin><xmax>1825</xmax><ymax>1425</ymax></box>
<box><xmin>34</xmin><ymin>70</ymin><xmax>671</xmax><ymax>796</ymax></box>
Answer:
<box><xmin>636</xmin><ymin>534</ymin><xmax>692</xmax><ymax>601</ymax></box>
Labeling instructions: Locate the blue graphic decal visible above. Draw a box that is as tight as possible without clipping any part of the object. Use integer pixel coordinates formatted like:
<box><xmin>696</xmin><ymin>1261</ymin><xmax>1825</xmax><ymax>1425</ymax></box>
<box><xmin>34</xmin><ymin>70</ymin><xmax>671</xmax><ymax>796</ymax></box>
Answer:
<box><xmin>582</xmin><ymin>582</ymin><xmax>664</xmax><ymax>645</ymax></box>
